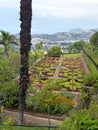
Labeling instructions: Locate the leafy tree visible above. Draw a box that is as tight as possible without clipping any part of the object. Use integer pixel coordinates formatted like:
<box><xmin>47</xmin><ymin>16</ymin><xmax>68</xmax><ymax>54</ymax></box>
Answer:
<box><xmin>67</xmin><ymin>40</ymin><xmax>86</xmax><ymax>53</ymax></box>
<box><xmin>34</xmin><ymin>41</ymin><xmax>43</xmax><ymax>51</ymax></box>
<box><xmin>0</xmin><ymin>52</ymin><xmax>19</xmax><ymax>108</ymax></box>
<box><xmin>90</xmin><ymin>32</ymin><xmax>98</xmax><ymax>49</ymax></box>
<box><xmin>47</xmin><ymin>46</ymin><xmax>62</xmax><ymax>57</ymax></box>
<box><xmin>67</xmin><ymin>44</ymin><xmax>74</xmax><ymax>53</ymax></box>
<box><xmin>18</xmin><ymin>0</ymin><xmax>32</xmax><ymax>124</ymax></box>
<box><xmin>0</xmin><ymin>52</ymin><xmax>20</xmax><ymax>89</ymax></box>
<box><xmin>0</xmin><ymin>30</ymin><xmax>18</xmax><ymax>56</ymax></box>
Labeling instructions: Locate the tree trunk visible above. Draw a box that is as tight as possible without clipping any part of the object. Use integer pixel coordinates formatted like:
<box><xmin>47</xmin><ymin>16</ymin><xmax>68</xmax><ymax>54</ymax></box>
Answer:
<box><xmin>18</xmin><ymin>0</ymin><xmax>32</xmax><ymax>125</ymax></box>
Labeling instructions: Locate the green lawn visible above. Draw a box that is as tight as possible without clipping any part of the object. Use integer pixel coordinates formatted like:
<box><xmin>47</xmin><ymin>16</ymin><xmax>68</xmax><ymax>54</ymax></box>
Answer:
<box><xmin>0</xmin><ymin>125</ymin><xmax>59</xmax><ymax>130</ymax></box>
<box><xmin>63</xmin><ymin>53</ymin><xmax>81</xmax><ymax>58</ymax></box>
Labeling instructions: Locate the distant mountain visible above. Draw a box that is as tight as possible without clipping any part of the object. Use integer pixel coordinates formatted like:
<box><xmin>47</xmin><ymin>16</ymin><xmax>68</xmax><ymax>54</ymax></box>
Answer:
<box><xmin>16</xmin><ymin>28</ymin><xmax>98</xmax><ymax>51</ymax></box>
<box><xmin>69</xmin><ymin>28</ymin><xmax>83</xmax><ymax>33</ymax></box>
<box><xmin>32</xmin><ymin>28</ymin><xmax>98</xmax><ymax>43</ymax></box>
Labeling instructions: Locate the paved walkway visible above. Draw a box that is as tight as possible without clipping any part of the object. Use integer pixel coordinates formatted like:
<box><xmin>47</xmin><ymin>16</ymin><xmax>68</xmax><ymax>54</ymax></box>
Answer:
<box><xmin>2</xmin><ymin>110</ymin><xmax>62</xmax><ymax>126</ymax></box>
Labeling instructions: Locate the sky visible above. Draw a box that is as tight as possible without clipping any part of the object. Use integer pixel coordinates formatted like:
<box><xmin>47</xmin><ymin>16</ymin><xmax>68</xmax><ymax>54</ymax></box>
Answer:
<box><xmin>0</xmin><ymin>0</ymin><xmax>98</xmax><ymax>34</ymax></box>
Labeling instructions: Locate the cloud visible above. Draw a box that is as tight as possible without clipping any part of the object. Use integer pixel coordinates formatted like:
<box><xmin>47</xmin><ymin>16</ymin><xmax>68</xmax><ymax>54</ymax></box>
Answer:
<box><xmin>33</xmin><ymin>5</ymin><xmax>81</xmax><ymax>19</ymax></box>
<box><xmin>0</xmin><ymin>0</ymin><xmax>98</xmax><ymax>34</ymax></box>
<box><xmin>33</xmin><ymin>0</ymin><xmax>98</xmax><ymax>20</ymax></box>
<box><xmin>1</xmin><ymin>0</ymin><xmax>98</xmax><ymax>19</ymax></box>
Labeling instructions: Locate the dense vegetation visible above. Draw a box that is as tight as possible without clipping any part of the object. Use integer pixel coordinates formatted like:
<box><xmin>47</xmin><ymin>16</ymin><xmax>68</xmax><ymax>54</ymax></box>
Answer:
<box><xmin>47</xmin><ymin>46</ymin><xmax>63</xmax><ymax>57</ymax></box>
<box><xmin>0</xmin><ymin>32</ymin><xmax>98</xmax><ymax>129</ymax></box>
<box><xmin>60</xmin><ymin>32</ymin><xmax>98</xmax><ymax>130</ymax></box>
<box><xmin>67</xmin><ymin>40</ymin><xmax>86</xmax><ymax>53</ymax></box>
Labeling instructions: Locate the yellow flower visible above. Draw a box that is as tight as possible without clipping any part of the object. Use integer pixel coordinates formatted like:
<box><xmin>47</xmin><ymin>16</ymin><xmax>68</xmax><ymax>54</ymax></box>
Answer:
<box><xmin>43</xmin><ymin>103</ymin><xmax>49</xmax><ymax>108</ymax></box>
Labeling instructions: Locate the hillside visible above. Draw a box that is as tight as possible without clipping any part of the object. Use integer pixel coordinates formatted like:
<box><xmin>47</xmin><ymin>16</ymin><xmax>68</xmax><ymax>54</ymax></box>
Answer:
<box><xmin>31</xmin><ymin>28</ymin><xmax>98</xmax><ymax>51</ymax></box>
<box><xmin>32</xmin><ymin>28</ymin><xmax>98</xmax><ymax>42</ymax></box>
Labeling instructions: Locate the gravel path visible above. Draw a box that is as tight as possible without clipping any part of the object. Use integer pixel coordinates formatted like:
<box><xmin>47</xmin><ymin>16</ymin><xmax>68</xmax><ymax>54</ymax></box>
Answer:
<box><xmin>53</xmin><ymin>57</ymin><xmax>63</xmax><ymax>79</ymax></box>
<box><xmin>2</xmin><ymin>110</ymin><xmax>62</xmax><ymax>126</ymax></box>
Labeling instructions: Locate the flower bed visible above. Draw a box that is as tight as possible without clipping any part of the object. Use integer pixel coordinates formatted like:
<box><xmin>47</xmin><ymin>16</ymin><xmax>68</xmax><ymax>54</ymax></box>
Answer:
<box><xmin>29</xmin><ymin>57</ymin><xmax>60</xmax><ymax>89</ymax></box>
<box><xmin>29</xmin><ymin>56</ymin><xmax>88</xmax><ymax>92</ymax></box>
<box><xmin>27</xmin><ymin>55</ymin><xmax>89</xmax><ymax>115</ymax></box>
<box><xmin>57</xmin><ymin>57</ymin><xmax>85</xmax><ymax>92</ymax></box>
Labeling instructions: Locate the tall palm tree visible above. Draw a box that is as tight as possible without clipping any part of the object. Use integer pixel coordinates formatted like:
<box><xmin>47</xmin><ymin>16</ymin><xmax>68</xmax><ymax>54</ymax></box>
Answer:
<box><xmin>0</xmin><ymin>30</ymin><xmax>18</xmax><ymax>55</ymax></box>
<box><xmin>18</xmin><ymin>0</ymin><xmax>32</xmax><ymax>124</ymax></box>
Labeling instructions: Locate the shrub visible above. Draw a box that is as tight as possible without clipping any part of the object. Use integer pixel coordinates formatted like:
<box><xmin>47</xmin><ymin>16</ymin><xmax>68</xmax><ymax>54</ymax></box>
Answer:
<box><xmin>47</xmin><ymin>46</ymin><xmax>62</xmax><ymax>57</ymax></box>
<box><xmin>60</xmin><ymin>109</ymin><xmax>98</xmax><ymax>130</ymax></box>
<box><xmin>3</xmin><ymin>118</ymin><xmax>14</xmax><ymax>130</ymax></box>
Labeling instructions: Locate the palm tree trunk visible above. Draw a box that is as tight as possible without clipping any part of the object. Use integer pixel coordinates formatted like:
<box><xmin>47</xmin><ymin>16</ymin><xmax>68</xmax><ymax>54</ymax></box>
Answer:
<box><xmin>18</xmin><ymin>0</ymin><xmax>32</xmax><ymax>124</ymax></box>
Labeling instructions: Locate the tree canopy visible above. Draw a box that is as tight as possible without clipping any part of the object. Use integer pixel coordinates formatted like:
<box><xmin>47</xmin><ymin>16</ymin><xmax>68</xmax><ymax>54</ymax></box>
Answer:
<box><xmin>34</xmin><ymin>41</ymin><xmax>43</xmax><ymax>51</ymax></box>
<box><xmin>67</xmin><ymin>40</ymin><xmax>86</xmax><ymax>53</ymax></box>
<box><xmin>90</xmin><ymin>32</ymin><xmax>98</xmax><ymax>49</ymax></box>
<box><xmin>47</xmin><ymin>46</ymin><xmax>62</xmax><ymax>57</ymax></box>
<box><xmin>0</xmin><ymin>30</ymin><xmax>18</xmax><ymax>55</ymax></box>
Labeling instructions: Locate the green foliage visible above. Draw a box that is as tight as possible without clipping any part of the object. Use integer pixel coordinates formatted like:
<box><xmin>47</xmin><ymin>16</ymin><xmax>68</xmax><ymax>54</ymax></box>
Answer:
<box><xmin>89</xmin><ymin>102</ymin><xmax>98</xmax><ymax>120</ymax></box>
<box><xmin>0</xmin><ymin>60</ymin><xmax>16</xmax><ymax>88</ymax></box>
<box><xmin>0</xmin><ymin>30</ymin><xmax>18</xmax><ymax>55</ymax></box>
<box><xmin>83</xmin><ymin>73</ymin><xmax>98</xmax><ymax>92</ymax></box>
<box><xmin>0</xmin><ymin>48</ymin><xmax>3</xmax><ymax>55</ymax></box>
<box><xmin>79</xmin><ymin>73</ymin><xmax>98</xmax><ymax>109</ymax></box>
<box><xmin>26</xmin><ymin>79</ymin><xmax>57</xmax><ymax>112</ymax></box>
<box><xmin>83</xmin><ymin>46</ymin><xmax>98</xmax><ymax>67</ymax></box>
<box><xmin>2</xmin><ymin>85</ymin><xmax>19</xmax><ymax>107</ymax></box>
<box><xmin>0</xmin><ymin>52</ymin><xmax>20</xmax><ymax>85</ymax></box>
<box><xmin>60</xmin><ymin>72</ymin><xmax>98</xmax><ymax>130</ymax></box>
<box><xmin>0</xmin><ymin>52</ymin><xmax>19</xmax><ymax>107</ymax></box>
<box><xmin>50</xmin><ymin>95</ymin><xmax>74</xmax><ymax>115</ymax></box>
<box><xmin>3</xmin><ymin>118</ymin><xmax>14</xmax><ymax>130</ymax></box>
<box><xmin>64</xmin><ymin>53</ymin><xmax>81</xmax><ymax>58</ymax></box>
<box><xmin>34</xmin><ymin>41</ymin><xmax>43</xmax><ymax>51</ymax></box>
<box><xmin>60</xmin><ymin>109</ymin><xmax>98</xmax><ymax>130</ymax></box>
<box><xmin>67</xmin><ymin>44</ymin><xmax>74</xmax><ymax>53</ymax></box>
<box><xmin>67</xmin><ymin>40</ymin><xmax>86</xmax><ymax>53</ymax></box>
<box><xmin>82</xmin><ymin>51</ymin><xmax>98</xmax><ymax>73</ymax></box>
<box><xmin>90</xmin><ymin>32</ymin><xmax>98</xmax><ymax>48</ymax></box>
<box><xmin>47</xmin><ymin>46</ymin><xmax>62</xmax><ymax>57</ymax></box>
<box><xmin>26</xmin><ymin>79</ymin><xmax>74</xmax><ymax>115</ymax></box>
<box><xmin>0</xmin><ymin>125</ymin><xmax>57</xmax><ymax>130</ymax></box>
<box><xmin>29</xmin><ymin>50</ymin><xmax>44</xmax><ymax>67</ymax></box>
<box><xmin>61</xmin><ymin>91</ymin><xmax>74</xmax><ymax>99</ymax></box>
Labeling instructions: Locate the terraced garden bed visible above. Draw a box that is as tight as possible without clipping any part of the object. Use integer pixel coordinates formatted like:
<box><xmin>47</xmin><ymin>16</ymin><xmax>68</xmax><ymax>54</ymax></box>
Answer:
<box><xmin>57</xmin><ymin>56</ymin><xmax>85</xmax><ymax>91</ymax></box>
<box><xmin>29</xmin><ymin>54</ymin><xmax>89</xmax><ymax>92</ymax></box>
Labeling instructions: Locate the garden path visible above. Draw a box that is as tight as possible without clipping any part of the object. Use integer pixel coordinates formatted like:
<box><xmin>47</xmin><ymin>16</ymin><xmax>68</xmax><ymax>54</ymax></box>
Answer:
<box><xmin>2</xmin><ymin>110</ymin><xmax>62</xmax><ymax>126</ymax></box>
<box><xmin>53</xmin><ymin>57</ymin><xmax>63</xmax><ymax>79</ymax></box>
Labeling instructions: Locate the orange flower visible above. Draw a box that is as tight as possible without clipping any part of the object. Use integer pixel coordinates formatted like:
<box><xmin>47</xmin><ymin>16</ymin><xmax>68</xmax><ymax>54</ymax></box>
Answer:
<box><xmin>69</xmin><ymin>99</ymin><xmax>75</xmax><ymax>105</ymax></box>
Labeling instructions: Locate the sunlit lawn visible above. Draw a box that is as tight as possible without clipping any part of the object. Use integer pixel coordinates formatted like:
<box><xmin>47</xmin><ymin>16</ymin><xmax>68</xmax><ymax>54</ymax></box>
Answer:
<box><xmin>63</xmin><ymin>53</ymin><xmax>81</xmax><ymax>58</ymax></box>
